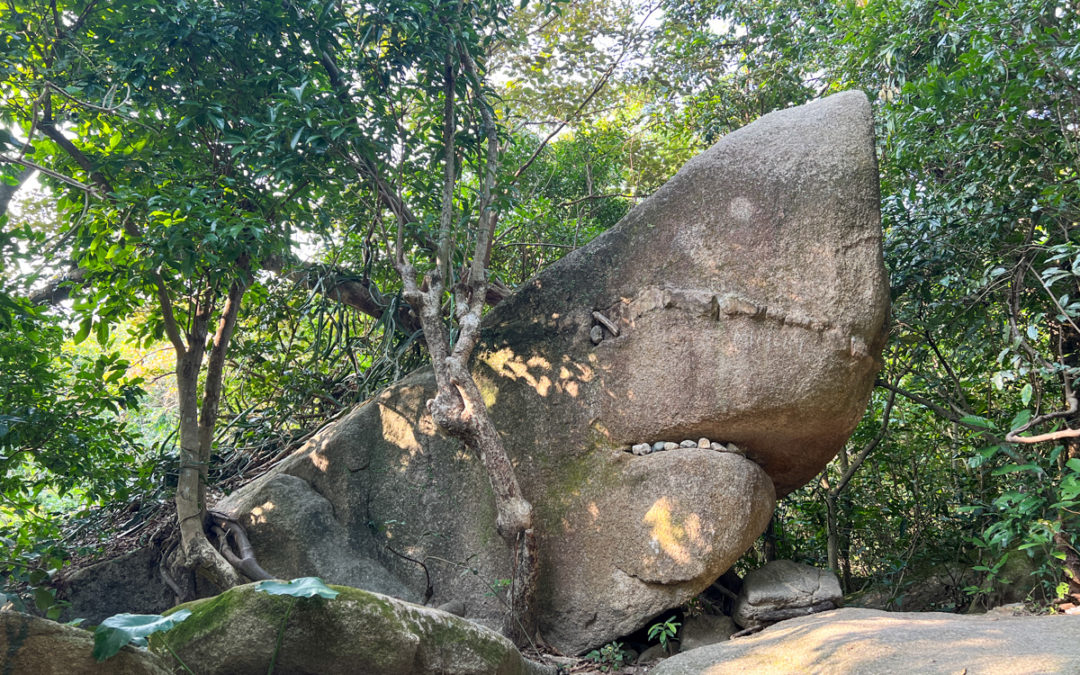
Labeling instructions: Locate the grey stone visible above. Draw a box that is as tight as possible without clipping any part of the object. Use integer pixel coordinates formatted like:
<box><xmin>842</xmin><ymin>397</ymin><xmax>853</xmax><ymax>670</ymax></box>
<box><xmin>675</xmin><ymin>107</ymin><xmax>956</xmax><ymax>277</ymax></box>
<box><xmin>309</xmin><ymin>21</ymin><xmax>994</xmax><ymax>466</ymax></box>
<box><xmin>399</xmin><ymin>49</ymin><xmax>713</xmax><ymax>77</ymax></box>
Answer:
<box><xmin>697</xmin><ymin>438</ymin><xmax>710</xmax><ymax>449</ymax></box>
<box><xmin>590</xmin><ymin>325</ymin><xmax>604</xmax><ymax>344</ymax></box>
<box><xmin>680</xmin><ymin>440</ymin><xmax>698</xmax><ymax>448</ymax></box>
<box><xmin>733</xmin><ymin>560</ymin><xmax>842</xmax><ymax>628</ymax></box>
<box><xmin>437</xmin><ymin>598</ymin><xmax>467</xmax><ymax>617</ymax></box>
<box><xmin>710</xmin><ymin>442</ymin><xmax>724</xmax><ymax>451</ymax></box>
<box><xmin>216</xmin><ymin>91</ymin><xmax>885</xmax><ymax>654</ymax></box>
<box><xmin>632</xmin><ymin>443</ymin><xmax>652</xmax><ymax>455</ymax></box>
<box><xmin>679</xmin><ymin>613</ymin><xmax>736</xmax><ymax>651</ymax></box>
<box><xmin>653</xmin><ymin>441</ymin><xmax>667</xmax><ymax>452</ymax></box>
<box><xmin>726</xmin><ymin>443</ymin><xmax>745</xmax><ymax>455</ymax></box>
<box><xmin>651</xmin><ymin>608</ymin><xmax>1080</xmax><ymax>675</ymax></box>
<box><xmin>637</xmin><ymin>643</ymin><xmax>671</xmax><ymax>664</ymax></box>
<box><xmin>0</xmin><ymin>611</ymin><xmax>171</xmax><ymax>675</ymax></box>
<box><xmin>663</xmin><ymin>442</ymin><xmax>680</xmax><ymax>451</ymax></box>
<box><xmin>154</xmin><ymin>583</ymin><xmax>555</xmax><ymax>675</ymax></box>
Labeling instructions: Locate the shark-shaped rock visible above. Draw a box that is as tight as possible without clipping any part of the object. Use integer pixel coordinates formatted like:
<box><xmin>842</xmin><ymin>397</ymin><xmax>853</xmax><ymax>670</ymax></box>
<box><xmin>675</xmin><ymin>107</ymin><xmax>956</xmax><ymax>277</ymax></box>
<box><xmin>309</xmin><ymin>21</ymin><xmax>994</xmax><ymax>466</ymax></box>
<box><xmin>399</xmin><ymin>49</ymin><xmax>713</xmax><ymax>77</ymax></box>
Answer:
<box><xmin>220</xmin><ymin>90</ymin><xmax>889</xmax><ymax>653</ymax></box>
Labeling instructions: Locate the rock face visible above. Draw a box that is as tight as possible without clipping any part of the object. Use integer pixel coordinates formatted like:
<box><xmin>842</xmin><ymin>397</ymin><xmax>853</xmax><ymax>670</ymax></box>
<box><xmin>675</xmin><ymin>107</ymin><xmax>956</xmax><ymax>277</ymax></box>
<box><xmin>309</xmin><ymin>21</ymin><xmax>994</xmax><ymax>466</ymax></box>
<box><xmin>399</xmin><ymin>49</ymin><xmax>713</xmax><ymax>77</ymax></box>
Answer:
<box><xmin>651</xmin><ymin>608</ymin><xmax>1080</xmax><ymax>674</ymax></box>
<box><xmin>0</xmin><ymin>611</ymin><xmax>171</xmax><ymax>675</ymax></box>
<box><xmin>150</xmin><ymin>583</ymin><xmax>554</xmax><ymax>675</ymax></box>
<box><xmin>218</xmin><ymin>90</ymin><xmax>888</xmax><ymax>653</ymax></box>
<box><xmin>733</xmin><ymin>560</ymin><xmax>843</xmax><ymax>628</ymax></box>
<box><xmin>229</xmin><ymin>474</ymin><xmax>418</xmax><ymax>602</ymax></box>
<box><xmin>55</xmin><ymin>548</ymin><xmax>175</xmax><ymax>624</ymax></box>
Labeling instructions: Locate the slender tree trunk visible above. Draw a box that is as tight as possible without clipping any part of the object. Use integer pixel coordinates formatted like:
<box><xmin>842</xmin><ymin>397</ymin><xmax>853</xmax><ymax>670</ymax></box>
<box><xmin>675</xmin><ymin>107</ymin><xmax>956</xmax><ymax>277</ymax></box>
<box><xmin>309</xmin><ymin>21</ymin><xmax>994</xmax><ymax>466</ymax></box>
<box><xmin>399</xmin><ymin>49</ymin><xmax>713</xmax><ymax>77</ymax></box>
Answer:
<box><xmin>158</xmin><ymin>280</ymin><xmax>245</xmax><ymax>593</ymax></box>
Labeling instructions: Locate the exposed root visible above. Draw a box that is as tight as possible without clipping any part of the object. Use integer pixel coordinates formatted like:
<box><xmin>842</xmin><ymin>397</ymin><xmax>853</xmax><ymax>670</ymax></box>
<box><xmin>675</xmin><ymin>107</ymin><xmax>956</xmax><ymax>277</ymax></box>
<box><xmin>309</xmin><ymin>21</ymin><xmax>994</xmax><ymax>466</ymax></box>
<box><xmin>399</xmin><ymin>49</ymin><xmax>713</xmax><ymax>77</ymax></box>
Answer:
<box><xmin>209</xmin><ymin>511</ymin><xmax>274</xmax><ymax>581</ymax></box>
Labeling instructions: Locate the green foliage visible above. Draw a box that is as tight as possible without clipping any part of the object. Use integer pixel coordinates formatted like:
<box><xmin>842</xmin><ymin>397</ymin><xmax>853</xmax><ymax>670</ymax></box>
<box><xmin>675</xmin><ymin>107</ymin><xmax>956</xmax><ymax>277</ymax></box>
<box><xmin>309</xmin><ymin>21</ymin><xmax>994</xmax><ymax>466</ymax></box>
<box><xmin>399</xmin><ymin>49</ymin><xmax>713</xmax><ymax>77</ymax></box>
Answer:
<box><xmin>585</xmin><ymin>641</ymin><xmax>629</xmax><ymax>672</ymax></box>
<box><xmin>647</xmin><ymin>616</ymin><xmax>680</xmax><ymax>654</ymax></box>
<box><xmin>0</xmin><ymin>294</ymin><xmax>150</xmax><ymax>606</ymax></box>
<box><xmin>93</xmin><ymin>610</ymin><xmax>191</xmax><ymax>662</ymax></box>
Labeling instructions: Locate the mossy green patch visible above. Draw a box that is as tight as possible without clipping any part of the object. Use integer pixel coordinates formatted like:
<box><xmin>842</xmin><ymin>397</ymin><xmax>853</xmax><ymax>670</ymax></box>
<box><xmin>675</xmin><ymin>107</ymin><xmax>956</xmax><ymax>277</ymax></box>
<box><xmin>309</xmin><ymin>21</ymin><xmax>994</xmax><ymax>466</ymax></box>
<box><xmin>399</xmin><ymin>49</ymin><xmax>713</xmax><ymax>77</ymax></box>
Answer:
<box><xmin>153</xmin><ymin>585</ymin><xmax>283</xmax><ymax>651</ymax></box>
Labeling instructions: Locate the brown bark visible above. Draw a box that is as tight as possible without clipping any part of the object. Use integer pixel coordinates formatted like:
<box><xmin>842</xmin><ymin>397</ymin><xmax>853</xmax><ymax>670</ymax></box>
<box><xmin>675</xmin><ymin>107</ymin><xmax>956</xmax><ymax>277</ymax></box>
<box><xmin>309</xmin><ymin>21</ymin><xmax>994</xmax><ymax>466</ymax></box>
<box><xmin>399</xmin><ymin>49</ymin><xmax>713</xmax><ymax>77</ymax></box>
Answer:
<box><xmin>159</xmin><ymin>276</ymin><xmax>252</xmax><ymax>593</ymax></box>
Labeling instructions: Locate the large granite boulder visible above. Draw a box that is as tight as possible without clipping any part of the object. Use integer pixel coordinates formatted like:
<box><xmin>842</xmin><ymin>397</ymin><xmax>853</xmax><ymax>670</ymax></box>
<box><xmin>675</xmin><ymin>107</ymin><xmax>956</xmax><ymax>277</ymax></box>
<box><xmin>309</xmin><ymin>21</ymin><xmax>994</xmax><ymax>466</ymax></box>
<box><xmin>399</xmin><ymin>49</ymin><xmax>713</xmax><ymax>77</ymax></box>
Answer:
<box><xmin>0</xmin><ymin>611</ymin><xmax>171</xmax><ymax>675</ymax></box>
<box><xmin>651</xmin><ymin>608</ymin><xmax>1080</xmax><ymax>674</ymax></box>
<box><xmin>150</xmin><ymin>583</ymin><xmax>554</xmax><ymax>675</ymax></box>
<box><xmin>219</xmin><ymin>90</ymin><xmax>888</xmax><ymax>653</ymax></box>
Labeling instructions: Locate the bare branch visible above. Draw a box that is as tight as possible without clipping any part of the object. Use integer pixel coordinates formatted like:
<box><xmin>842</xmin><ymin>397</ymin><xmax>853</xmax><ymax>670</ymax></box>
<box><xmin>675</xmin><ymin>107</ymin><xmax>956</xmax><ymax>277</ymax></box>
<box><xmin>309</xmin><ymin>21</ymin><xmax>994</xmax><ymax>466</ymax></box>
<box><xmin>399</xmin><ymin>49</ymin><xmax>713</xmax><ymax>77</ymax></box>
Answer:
<box><xmin>437</xmin><ymin>55</ymin><xmax>457</xmax><ymax>285</ymax></box>
<box><xmin>154</xmin><ymin>273</ymin><xmax>187</xmax><ymax>355</ymax></box>
<box><xmin>1005</xmin><ymin>388</ymin><xmax>1079</xmax><ymax>444</ymax></box>
<box><xmin>0</xmin><ymin>154</ymin><xmax>101</xmax><ymax>197</ymax></box>
<box><xmin>460</xmin><ymin>46</ymin><xmax>499</xmax><ymax>286</ymax></box>
<box><xmin>834</xmin><ymin>388</ymin><xmax>896</xmax><ymax>496</ymax></box>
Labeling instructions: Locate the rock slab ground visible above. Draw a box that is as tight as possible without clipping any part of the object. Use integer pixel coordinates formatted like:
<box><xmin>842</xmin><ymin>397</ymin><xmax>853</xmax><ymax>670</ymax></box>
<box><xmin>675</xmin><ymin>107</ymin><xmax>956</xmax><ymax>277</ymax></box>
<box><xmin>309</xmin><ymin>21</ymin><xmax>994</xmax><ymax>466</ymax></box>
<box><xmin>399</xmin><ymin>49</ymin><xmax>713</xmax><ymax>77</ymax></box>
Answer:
<box><xmin>652</xmin><ymin>607</ymin><xmax>1080</xmax><ymax>674</ymax></box>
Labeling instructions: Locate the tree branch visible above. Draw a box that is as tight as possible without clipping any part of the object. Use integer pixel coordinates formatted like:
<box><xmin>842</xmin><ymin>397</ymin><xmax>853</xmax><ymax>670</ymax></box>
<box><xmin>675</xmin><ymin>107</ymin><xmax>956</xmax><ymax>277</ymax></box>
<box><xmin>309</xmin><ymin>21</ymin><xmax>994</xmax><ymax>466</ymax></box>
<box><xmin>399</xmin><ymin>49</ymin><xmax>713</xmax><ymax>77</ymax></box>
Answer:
<box><xmin>154</xmin><ymin>273</ymin><xmax>187</xmax><ymax>355</ymax></box>
<box><xmin>0</xmin><ymin>166</ymin><xmax>35</xmax><ymax>218</ymax></box>
<box><xmin>834</xmin><ymin>388</ymin><xmax>896</xmax><ymax>496</ymax></box>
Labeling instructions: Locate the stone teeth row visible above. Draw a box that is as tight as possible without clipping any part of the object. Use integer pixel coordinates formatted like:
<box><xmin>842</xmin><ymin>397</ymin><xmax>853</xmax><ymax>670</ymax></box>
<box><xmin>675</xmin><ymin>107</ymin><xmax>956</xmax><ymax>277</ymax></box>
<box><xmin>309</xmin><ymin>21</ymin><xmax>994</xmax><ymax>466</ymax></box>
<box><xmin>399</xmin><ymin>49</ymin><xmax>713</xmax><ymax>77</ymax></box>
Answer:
<box><xmin>630</xmin><ymin>439</ymin><xmax>745</xmax><ymax>456</ymax></box>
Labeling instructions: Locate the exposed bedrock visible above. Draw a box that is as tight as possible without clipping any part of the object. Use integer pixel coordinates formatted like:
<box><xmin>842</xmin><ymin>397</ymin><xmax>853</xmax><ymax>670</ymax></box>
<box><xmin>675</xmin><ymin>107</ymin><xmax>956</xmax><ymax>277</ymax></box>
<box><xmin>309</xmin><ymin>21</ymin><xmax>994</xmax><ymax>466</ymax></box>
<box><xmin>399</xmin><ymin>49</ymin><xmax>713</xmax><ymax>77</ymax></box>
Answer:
<box><xmin>219</xmin><ymin>90</ymin><xmax>889</xmax><ymax>654</ymax></box>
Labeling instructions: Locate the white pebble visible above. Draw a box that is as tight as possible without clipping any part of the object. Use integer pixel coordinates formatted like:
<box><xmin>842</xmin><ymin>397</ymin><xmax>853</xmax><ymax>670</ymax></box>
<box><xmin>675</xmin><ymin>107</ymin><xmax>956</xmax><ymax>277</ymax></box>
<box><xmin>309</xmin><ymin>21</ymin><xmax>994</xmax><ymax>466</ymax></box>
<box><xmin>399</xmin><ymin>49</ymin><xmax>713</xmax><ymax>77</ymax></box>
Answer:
<box><xmin>663</xmin><ymin>442</ymin><xmax>679</xmax><ymax>451</ymax></box>
<box><xmin>632</xmin><ymin>443</ymin><xmax>652</xmax><ymax>456</ymax></box>
<box><xmin>680</xmin><ymin>440</ymin><xmax>697</xmax><ymax>448</ymax></box>
<box><xmin>698</xmin><ymin>437</ymin><xmax>710</xmax><ymax>449</ymax></box>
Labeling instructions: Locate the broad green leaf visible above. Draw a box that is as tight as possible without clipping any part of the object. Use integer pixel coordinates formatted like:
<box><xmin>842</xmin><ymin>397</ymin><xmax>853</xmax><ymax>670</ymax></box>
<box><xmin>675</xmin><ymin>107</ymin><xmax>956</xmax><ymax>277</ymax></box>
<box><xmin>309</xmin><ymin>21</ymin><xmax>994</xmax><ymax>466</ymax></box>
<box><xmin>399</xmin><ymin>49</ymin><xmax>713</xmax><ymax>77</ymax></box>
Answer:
<box><xmin>73</xmin><ymin>318</ymin><xmax>92</xmax><ymax>345</ymax></box>
<box><xmin>93</xmin><ymin>610</ymin><xmax>191</xmax><ymax>662</ymax></box>
<box><xmin>1020</xmin><ymin>383</ymin><xmax>1032</xmax><ymax>406</ymax></box>
<box><xmin>255</xmin><ymin>577</ymin><xmax>339</xmax><ymax>599</ymax></box>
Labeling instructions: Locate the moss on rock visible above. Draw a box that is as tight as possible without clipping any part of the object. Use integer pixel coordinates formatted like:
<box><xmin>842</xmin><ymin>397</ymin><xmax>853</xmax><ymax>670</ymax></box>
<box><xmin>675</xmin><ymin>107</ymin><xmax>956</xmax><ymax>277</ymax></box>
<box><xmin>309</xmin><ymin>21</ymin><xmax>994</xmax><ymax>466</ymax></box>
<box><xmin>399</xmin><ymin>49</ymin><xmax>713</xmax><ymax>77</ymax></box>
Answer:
<box><xmin>150</xmin><ymin>583</ymin><xmax>554</xmax><ymax>675</ymax></box>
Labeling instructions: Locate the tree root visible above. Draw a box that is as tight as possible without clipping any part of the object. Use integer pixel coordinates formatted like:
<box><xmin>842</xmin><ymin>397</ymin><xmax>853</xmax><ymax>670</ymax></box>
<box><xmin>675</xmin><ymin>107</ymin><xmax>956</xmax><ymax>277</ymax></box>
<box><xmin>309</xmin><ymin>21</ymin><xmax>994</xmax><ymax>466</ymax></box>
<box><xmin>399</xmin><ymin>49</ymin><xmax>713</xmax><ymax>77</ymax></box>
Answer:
<box><xmin>209</xmin><ymin>511</ymin><xmax>274</xmax><ymax>581</ymax></box>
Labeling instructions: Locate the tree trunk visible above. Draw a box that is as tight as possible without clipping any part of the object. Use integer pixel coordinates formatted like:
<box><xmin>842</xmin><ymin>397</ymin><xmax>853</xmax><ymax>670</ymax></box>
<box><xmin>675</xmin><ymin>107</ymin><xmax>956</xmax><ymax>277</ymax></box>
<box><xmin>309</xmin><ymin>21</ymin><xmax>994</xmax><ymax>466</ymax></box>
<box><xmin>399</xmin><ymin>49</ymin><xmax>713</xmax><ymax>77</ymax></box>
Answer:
<box><xmin>160</xmin><ymin>281</ymin><xmax>247</xmax><ymax>594</ymax></box>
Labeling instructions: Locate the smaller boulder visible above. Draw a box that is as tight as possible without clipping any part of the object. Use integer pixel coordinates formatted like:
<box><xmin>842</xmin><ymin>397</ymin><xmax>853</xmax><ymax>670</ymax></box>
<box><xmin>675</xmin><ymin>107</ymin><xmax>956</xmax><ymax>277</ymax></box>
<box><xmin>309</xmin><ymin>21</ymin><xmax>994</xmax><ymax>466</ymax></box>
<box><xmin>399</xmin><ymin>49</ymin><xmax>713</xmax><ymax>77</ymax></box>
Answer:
<box><xmin>733</xmin><ymin>560</ymin><xmax>841</xmax><ymax>628</ymax></box>
<box><xmin>0</xmin><ymin>611</ymin><xmax>171</xmax><ymax>675</ymax></box>
<box><xmin>679</xmin><ymin>613</ymin><xmax>736</xmax><ymax>651</ymax></box>
<box><xmin>152</xmin><ymin>583</ymin><xmax>555</xmax><ymax>675</ymax></box>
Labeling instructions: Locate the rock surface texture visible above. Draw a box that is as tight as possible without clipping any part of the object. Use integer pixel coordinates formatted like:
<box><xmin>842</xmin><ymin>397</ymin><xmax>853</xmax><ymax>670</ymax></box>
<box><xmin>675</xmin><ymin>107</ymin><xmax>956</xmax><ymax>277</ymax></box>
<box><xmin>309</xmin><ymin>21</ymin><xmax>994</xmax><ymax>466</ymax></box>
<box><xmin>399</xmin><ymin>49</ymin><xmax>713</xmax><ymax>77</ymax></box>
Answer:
<box><xmin>0</xmin><ymin>611</ymin><xmax>171</xmax><ymax>675</ymax></box>
<box><xmin>733</xmin><ymin>560</ymin><xmax>843</xmax><ymax>628</ymax></box>
<box><xmin>218</xmin><ymin>90</ymin><xmax>889</xmax><ymax>653</ymax></box>
<box><xmin>651</xmin><ymin>608</ymin><xmax>1080</xmax><ymax>674</ymax></box>
<box><xmin>151</xmin><ymin>583</ymin><xmax>554</xmax><ymax>675</ymax></box>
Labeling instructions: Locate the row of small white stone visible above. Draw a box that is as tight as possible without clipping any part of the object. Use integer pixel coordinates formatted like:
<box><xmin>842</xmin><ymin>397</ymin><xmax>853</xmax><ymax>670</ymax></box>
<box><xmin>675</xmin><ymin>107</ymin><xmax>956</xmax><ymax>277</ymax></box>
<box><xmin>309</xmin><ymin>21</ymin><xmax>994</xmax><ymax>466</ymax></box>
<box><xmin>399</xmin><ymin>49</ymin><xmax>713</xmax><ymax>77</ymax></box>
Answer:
<box><xmin>630</xmin><ymin>438</ymin><xmax>746</xmax><ymax>456</ymax></box>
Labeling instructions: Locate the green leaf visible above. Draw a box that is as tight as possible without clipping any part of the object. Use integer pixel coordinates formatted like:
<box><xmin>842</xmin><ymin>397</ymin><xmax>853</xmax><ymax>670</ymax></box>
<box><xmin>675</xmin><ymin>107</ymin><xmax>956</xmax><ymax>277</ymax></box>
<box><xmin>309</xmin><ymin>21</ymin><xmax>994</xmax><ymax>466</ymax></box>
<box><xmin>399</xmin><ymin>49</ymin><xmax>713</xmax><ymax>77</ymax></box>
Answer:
<box><xmin>959</xmin><ymin>415</ymin><xmax>997</xmax><ymax>430</ymax></box>
<box><xmin>93</xmin><ymin>611</ymin><xmax>191</xmax><ymax>662</ymax></box>
<box><xmin>1066</xmin><ymin>458</ymin><xmax>1080</xmax><ymax>474</ymax></box>
<box><xmin>255</xmin><ymin>577</ymin><xmax>339</xmax><ymax>599</ymax></box>
<box><xmin>1020</xmin><ymin>383</ymin><xmax>1032</xmax><ymax>406</ymax></box>
<box><xmin>73</xmin><ymin>318</ymin><xmax>92</xmax><ymax>345</ymax></box>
